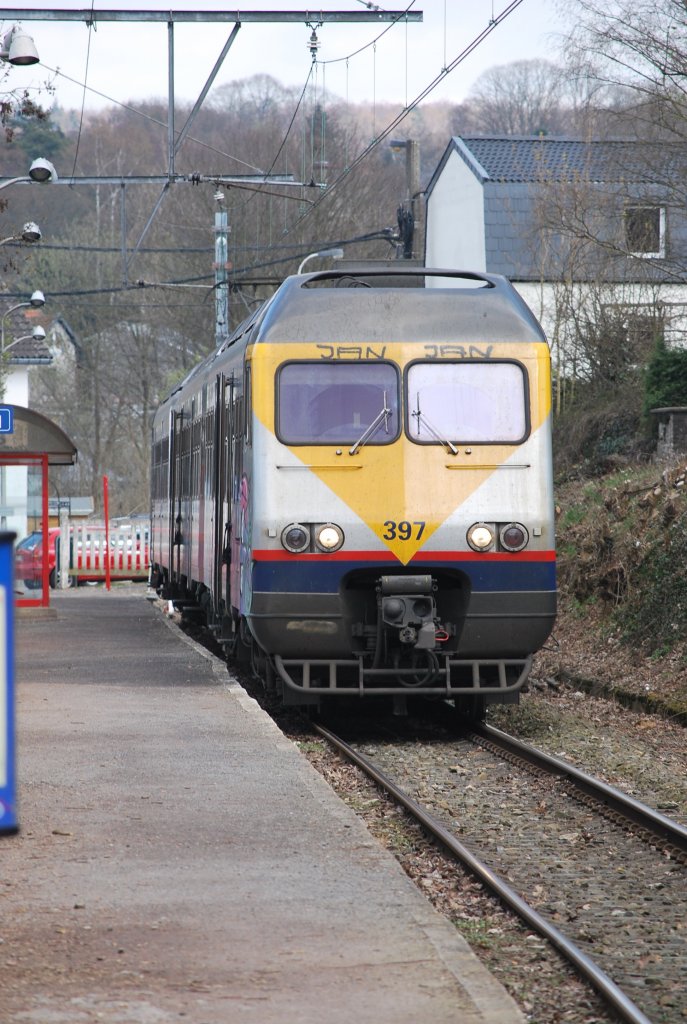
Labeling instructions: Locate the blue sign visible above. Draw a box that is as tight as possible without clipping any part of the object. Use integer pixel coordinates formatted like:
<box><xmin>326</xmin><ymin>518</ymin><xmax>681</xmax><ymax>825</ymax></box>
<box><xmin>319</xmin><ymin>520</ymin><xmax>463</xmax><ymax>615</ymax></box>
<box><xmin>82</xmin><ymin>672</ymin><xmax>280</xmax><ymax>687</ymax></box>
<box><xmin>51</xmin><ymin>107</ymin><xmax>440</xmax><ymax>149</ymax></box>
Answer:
<box><xmin>0</xmin><ymin>407</ymin><xmax>14</xmax><ymax>434</ymax></box>
<box><xmin>0</xmin><ymin>531</ymin><xmax>17</xmax><ymax>835</ymax></box>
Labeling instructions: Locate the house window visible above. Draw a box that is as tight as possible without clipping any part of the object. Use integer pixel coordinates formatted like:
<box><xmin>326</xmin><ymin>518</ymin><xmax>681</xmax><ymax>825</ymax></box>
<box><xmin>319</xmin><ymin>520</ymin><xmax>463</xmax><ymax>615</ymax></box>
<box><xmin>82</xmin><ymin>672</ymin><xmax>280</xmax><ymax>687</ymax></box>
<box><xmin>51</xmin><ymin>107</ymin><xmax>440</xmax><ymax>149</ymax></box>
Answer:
<box><xmin>624</xmin><ymin>206</ymin><xmax>665</xmax><ymax>258</ymax></box>
<box><xmin>602</xmin><ymin>305</ymin><xmax>665</xmax><ymax>365</ymax></box>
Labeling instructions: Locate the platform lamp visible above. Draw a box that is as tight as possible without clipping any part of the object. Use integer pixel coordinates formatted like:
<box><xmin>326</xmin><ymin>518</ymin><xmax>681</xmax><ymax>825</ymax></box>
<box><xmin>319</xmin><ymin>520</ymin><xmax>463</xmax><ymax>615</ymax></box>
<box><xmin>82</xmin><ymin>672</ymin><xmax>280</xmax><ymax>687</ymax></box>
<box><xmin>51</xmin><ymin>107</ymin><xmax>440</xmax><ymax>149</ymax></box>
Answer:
<box><xmin>0</xmin><ymin>25</ymin><xmax>40</xmax><ymax>66</ymax></box>
<box><xmin>297</xmin><ymin>248</ymin><xmax>344</xmax><ymax>274</ymax></box>
<box><xmin>1</xmin><ymin>323</ymin><xmax>46</xmax><ymax>356</ymax></box>
<box><xmin>0</xmin><ymin>159</ymin><xmax>58</xmax><ymax>191</ymax></box>
<box><xmin>1</xmin><ymin>291</ymin><xmax>46</xmax><ymax>354</ymax></box>
<box><xmin>0</xmin><ymin>222</ymin><xmax>42</xmax><ymax>246</ymax></box>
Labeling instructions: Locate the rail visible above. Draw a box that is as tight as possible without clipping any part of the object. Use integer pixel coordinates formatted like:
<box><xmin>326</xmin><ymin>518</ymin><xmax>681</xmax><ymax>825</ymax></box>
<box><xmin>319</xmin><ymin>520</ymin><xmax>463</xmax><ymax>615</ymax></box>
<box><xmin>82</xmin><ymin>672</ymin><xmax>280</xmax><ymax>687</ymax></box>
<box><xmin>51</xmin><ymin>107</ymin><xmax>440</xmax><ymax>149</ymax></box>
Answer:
<box><xmin>315</xmin><ymin>723</ymin><xmax>653</xmax><ymax>1024</ymax></box>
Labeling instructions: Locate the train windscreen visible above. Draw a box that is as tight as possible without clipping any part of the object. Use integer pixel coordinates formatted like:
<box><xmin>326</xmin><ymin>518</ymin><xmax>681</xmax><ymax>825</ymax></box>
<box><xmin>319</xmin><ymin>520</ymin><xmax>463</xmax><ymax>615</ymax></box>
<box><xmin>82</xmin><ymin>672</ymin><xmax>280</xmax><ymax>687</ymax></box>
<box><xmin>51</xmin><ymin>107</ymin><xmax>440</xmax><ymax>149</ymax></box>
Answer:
<box><xmin>278</xmin><ymin>361</ymin><xmax>400</xmax><ymax>444</ymax></box>
<box><xmin>406</xmin><ymin>361</ymin><xmax>528</xmax><ymax>444</ymax></box>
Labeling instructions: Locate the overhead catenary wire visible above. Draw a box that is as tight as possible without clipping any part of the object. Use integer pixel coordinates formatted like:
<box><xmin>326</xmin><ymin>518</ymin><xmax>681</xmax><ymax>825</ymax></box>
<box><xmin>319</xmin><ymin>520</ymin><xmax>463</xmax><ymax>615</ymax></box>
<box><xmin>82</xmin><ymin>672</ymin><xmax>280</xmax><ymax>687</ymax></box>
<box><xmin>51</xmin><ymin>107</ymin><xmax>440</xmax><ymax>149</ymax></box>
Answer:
<box><xmin>4</xmin><ymin>227</ymin><xmax>395</xmax><ymax>304</ymax></box>
<box><xmin>316</xmin><ymin>0</ymin><xmax>418</xmax><ymax>66</ymax></box>
<box><xmin>39</xmin><ymin>63</ymin><xmax>267</xmax><ymax>175</ymax></box>
<box><xmin>285</xmin><ymin>0</ymin><xmax>526</xmax><ymax>235</ymax></box>
<box><xmin>19</xmin><ymin>4</ymin><xmax>524</xmax><ymax>301</ymax></box>
<box><xmin>69</xmin><ymin>0</ymin><xmax>96</xmax><ymax>179</ymax></box>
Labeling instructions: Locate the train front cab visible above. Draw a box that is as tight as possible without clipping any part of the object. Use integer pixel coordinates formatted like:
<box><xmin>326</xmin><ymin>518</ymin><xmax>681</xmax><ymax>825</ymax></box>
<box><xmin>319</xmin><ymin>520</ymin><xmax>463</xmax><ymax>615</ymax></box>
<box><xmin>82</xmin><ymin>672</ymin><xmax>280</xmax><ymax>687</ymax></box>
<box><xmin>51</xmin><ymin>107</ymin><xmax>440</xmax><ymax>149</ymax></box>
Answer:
<box><xmin>244</xmin><ymin>270</ymin><xmax>556</xmax><ymax>712</ymax></box>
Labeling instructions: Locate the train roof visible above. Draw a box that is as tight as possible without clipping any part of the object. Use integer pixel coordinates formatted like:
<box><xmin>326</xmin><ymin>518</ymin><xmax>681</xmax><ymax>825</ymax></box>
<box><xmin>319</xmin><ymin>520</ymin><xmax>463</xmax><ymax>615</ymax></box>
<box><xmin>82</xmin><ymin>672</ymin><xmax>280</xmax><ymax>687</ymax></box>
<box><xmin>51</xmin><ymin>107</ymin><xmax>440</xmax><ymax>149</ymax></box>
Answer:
<box><xmin>253</xmin><ymin>268</ymin><xmax>547</xmax><ymax>346</ymax></box>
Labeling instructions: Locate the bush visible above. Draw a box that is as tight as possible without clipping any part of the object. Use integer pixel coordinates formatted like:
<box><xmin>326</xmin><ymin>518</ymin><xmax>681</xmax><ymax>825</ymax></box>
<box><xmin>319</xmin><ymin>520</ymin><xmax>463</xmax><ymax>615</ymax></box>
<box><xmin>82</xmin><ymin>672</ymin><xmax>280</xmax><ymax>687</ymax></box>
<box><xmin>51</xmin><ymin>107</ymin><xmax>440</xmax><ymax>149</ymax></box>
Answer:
<box><xmin>621</xmin><ymin>511</ymin><xmax>687</xmax><ymax>653</ymax></box>
<box><xmin>553</xmin><ymin>383</ymin><xmax>648</xmax><ymax>478</ymax></box>
<box><xmin>643</xmin><ymin>338</ymin><xmax>687</xmax><ymax>416</ymax></box>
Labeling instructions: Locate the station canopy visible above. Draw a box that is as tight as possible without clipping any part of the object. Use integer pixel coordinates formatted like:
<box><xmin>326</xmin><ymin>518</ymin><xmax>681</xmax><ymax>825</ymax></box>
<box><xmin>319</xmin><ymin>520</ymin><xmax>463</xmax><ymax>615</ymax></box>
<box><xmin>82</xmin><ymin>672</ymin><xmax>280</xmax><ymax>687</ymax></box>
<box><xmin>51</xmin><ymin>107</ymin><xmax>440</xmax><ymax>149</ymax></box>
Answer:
<box><xmin>0</xmin><ymin>406</ymin><xmax>77</xmax><ymax>465</ymax></box>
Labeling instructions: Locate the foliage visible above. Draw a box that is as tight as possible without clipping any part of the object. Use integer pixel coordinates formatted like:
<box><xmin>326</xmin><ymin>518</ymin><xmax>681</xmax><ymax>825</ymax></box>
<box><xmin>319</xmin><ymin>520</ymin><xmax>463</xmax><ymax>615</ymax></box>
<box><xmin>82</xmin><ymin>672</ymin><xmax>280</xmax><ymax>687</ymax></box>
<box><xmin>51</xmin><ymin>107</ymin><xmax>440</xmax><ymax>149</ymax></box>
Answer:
<box><xmin>465</xmin><ymin>59</ymin><xmax>588</xmax><ymax>136</ymax></box>
<box><xmin>0</xmin><ymin>64</ymin><xmax>53</xmax><ymax>214</ymax></box>
<box><xmin>3</xmin><ymin>33</ymin><xmax>684</xmax><ymax>514</ymax></box>
<box><xmin>621</xmin><ymin>511</ymin><xmax>687</xmax><ymax>652</ymax></box>
<box><xmin>643</xmin><ymin>338</ymin><xmax>687</xmax><ymax>415</ymax></box>
<box><xmin>555</xmin><ymin>457</ymin><xmax>687</xmax><ymax>656</ymax></box>
<box><xmin>564</xmin><ymin>0</ymin><xmax>687</xmax><ymax>159</ymax></box>
<box><xmin>553</xmin><ymin>381</ymin><xmax>650</xmax><ymax>478</ymax></box>
<box><xmin>8</xmin><ymin>112</ymin><xmax>67</xmax><ymax>163</ymax></box>
<box><xmin>9</xmin><ymin>81</ymin><xmax>420</xmax><ymax>512</ymax></box>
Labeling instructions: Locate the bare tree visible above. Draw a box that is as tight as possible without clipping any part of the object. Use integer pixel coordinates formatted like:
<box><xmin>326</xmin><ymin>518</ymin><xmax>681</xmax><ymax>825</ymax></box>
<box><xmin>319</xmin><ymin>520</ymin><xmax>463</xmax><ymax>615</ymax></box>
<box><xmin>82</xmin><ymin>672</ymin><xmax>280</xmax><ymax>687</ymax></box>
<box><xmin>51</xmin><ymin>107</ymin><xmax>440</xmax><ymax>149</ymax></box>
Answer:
<box><xmin>465</xmin><ymin>59</ymin><xmax>576</xmax><ymax>135</ymax></box>
<box><xmin>528</xmin><ymin>161</ymin><xmax>669</xmax><ymax>427</ymax></box>
<box><xmin>563</xmin><ymin>0</ymin><xmax>687</xmax><ymax>141</ymax></box>
<box><xmin>15</xmin><ymin>75</ymin><xmax>471</xmax><ymax>510</ymax></box>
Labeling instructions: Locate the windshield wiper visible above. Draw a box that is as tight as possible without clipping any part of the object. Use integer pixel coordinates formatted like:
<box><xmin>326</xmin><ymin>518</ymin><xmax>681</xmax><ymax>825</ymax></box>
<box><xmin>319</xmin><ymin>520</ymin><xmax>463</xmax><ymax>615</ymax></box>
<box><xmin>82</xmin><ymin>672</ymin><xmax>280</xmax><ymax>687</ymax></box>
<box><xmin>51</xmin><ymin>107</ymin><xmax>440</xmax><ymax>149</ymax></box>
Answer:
<box><xmin>412</xmin><ymin>393</ymin><xmax>458</xmax><ymax>455</ymax></box>
<box><xmin>349</xmin><ymin>391</ymin><xmax>391</xmax><ymax>455</ymax></box>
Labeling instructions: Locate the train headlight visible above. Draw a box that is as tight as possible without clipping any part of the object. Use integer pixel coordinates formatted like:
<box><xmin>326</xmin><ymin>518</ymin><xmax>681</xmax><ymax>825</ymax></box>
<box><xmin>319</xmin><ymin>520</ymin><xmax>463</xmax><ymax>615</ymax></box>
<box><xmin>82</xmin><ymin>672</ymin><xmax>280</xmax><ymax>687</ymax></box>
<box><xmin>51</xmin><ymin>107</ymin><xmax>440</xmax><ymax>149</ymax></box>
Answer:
<box><xmin>281</xmin><ymin>523</ymin><xmax>310</xmax><ymax>553</ymax></box>
<box><xmin>315</xmin><ymin>523</ymin><xmax>344</xmax><ymax>553</ymax></box>
<box><xmin>499</xmin><ymin>522</ymin><xmax>529</xmax><ymax>553</ymax></box>
<box><xmin>467</xmin><ymin>523</ymin><xmax>494</xmax><ymax>552</ymax></box>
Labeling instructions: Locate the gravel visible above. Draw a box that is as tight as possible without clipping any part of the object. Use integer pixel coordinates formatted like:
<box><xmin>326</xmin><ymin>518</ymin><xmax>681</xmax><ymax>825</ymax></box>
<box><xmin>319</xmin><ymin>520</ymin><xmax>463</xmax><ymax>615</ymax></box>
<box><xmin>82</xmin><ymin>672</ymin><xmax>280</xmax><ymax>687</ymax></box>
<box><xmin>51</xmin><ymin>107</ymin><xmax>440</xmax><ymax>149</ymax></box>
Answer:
<box><xmin>291</xmin><ymin>684</ymin><xmax>687</xmax><ymax>1024</ymax></box>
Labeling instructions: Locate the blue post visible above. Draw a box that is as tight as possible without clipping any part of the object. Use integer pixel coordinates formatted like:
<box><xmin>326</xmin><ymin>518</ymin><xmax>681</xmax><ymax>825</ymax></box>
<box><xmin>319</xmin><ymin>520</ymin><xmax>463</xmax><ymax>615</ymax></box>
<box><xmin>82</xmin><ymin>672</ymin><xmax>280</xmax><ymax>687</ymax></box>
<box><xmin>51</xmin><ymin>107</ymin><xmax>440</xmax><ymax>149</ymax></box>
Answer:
<box><xmin>0</xmin><ymin>531</ymin><xmax>17</xmax><ymax>835</ymax></box>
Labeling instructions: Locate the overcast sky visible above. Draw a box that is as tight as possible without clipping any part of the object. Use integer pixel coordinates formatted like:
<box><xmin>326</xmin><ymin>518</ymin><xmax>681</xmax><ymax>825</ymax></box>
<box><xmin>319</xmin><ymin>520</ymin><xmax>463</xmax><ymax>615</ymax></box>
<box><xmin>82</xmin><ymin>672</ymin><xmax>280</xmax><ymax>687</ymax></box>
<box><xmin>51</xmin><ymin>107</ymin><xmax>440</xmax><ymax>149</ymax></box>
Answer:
<box><xmin>2</xmin><ymin>1</ymin><xmax>568</xmax><ymax>114</ymax></box>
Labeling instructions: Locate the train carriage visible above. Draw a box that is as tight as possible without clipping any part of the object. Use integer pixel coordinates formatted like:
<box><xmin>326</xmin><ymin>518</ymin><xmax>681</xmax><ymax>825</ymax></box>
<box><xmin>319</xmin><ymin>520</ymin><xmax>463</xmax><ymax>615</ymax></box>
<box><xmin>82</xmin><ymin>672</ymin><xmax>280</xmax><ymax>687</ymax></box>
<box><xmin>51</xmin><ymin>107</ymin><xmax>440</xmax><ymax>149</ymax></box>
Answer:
<box><xmin>151</xmin><ymin>268</ymin><xmax>556</xmax><ymax>716</ymax></box>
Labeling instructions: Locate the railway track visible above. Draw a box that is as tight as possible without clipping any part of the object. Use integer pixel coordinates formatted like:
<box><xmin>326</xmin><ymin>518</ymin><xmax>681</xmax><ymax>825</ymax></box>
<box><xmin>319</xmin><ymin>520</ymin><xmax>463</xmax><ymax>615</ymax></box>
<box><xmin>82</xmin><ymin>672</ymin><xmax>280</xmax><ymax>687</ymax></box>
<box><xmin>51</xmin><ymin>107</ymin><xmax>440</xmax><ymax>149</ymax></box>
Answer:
<box><xmin>466</xmin><ymin>721</ymin><xmax>687</xmax><ymax>863</ymax></box>
<box><xmin>315</xmin><ymin>720</ymin><xmax>687</xmax><ymax>1024</ymax></box>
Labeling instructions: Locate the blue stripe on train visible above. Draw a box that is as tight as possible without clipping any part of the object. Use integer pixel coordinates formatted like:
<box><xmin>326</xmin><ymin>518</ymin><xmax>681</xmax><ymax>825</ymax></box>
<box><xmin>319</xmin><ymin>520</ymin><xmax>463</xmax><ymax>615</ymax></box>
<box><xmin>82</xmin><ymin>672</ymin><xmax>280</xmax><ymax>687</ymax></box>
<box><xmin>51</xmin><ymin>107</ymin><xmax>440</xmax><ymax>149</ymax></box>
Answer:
<box><xmin>251</xmin><ymin>558</ymin><xmax>556</xmax><ymax>594</ymax></box>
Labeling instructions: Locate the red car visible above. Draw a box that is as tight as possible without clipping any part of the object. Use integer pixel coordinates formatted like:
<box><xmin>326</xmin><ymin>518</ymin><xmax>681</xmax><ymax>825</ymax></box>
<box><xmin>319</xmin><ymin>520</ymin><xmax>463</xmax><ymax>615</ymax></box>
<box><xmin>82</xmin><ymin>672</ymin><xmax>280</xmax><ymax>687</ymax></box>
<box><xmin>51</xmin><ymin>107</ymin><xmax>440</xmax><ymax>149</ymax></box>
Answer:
<box><xmin>15</xmin><ymin>529</ymin><xmax>62</xmax><ymax>589</ymax></box>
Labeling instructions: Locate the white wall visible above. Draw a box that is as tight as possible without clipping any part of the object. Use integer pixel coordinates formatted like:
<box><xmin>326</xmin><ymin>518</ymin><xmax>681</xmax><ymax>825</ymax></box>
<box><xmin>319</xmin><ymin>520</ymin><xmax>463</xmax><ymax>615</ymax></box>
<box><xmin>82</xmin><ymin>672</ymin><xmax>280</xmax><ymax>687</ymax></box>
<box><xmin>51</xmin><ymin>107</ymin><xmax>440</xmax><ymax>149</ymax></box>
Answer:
<box><xmin>425</xmin><ymin>148</ymin><xmax>486</xmax><ymax>274</ymax></box>
<box><xmin>2</xmin><ymin>367</ymin><xmax>29</xmax><ymax>406</ymax></box>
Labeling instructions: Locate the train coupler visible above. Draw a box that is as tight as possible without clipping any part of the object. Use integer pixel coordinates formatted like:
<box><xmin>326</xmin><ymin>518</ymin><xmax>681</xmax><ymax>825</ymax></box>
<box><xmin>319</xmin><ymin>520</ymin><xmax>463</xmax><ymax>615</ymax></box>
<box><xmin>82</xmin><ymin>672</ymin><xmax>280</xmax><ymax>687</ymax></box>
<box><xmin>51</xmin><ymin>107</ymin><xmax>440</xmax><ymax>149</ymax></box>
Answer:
<box><xmin>378</xmin><ymin>574</ymin><xmax>439</xmax><ymax>651</ymax></box>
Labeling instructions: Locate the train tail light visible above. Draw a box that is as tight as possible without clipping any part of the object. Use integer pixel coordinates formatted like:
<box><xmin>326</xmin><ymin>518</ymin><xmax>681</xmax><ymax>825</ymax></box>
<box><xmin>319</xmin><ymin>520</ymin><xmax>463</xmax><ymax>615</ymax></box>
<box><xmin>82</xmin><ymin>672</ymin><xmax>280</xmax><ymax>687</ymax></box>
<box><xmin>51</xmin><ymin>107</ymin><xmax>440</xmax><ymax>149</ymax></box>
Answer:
<box><xmin>281</xmin><ymin>524</ymin><xmax>310</xmax><ymax>553</ymax></box>
<box><xmin>499</xmin><ymin>522</ymin><xmax>529</xmax><ymax>552</ymax></box>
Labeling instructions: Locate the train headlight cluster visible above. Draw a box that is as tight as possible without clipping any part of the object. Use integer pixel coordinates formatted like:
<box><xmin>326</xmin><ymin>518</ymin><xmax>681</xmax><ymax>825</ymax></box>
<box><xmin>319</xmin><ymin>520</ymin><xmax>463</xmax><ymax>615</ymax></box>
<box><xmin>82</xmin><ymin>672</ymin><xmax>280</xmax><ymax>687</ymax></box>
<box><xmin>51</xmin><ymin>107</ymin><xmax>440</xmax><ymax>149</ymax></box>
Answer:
<box><xmin>467</xmin><ymin>521</ymin><xmax>530</xmax><ymax>553</ymax></box>
<box><xmin>499</xmin><ymin>522</ymin><xmax>529</xmax><ymax>552</ymax></box>
<box><xmin>281</xmin><ymin>524</ymin><xmax>310</xmax><ymax>553</ymax></box>
<box><xmin>467</xmin><ymin>523</ymin><xmax>494</xmax><ymax>552</ymax></box>
<box><xmin>281</xmin><ymin>522</ymin><xmax>344</xmax><ymax>554</ymax></box>
<box><xmin>315</xmin><ymin>523</ymin><xmax>344</xmax><ymax>552</ymax></box>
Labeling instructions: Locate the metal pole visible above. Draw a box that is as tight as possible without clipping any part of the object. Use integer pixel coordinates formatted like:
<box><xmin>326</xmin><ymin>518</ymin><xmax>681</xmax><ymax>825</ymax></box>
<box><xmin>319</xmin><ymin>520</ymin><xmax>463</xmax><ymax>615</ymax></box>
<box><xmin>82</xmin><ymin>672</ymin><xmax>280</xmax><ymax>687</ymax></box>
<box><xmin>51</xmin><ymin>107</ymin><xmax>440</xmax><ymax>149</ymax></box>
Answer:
<box><xmin>406</xmin><ymin>140</ymin><xmax>422</xmax><ymax>259</ymax></box>
<box><xmin>40</xmin><ymin>456</ymin><xmax>49</xmax><ymax>606</ymax></box>
<box><xmin>167</xmin><ymin>19</ymin><xmax>175</xmax><ymax>179</ymax></box>
<box><xmin>103</xmin><ymin>475</ymin><xmax>111</xmax><ymax>592</ymax></box>
<box><xmin>120</xmin><ymin>184</ymin><xmax>127</xmax><ymax>287</ymax></box>
<box><xmin>215</xmin><ymin>194</ymin><xmax>229</xmax><ymax>346</ymax></box>
<box><xmin>0</xmin><ymin>529</ymin><xmax>17</xmax><ymax>835</ymax></box>
<box><xmin>59</xmin><ymin>502</ymin><xmax>70</xmax><ymax>590</ymax></box>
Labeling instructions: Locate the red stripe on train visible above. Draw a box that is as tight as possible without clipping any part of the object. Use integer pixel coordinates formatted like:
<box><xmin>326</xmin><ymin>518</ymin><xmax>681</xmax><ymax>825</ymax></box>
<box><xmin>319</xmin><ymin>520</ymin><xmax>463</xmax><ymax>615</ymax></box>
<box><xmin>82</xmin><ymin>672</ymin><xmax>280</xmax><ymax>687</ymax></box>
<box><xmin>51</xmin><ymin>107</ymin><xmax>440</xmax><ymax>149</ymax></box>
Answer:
<box><xmin>252</xmin><ymin>549</ymin><xmax>556</xmax><ymax>562</ymax></box>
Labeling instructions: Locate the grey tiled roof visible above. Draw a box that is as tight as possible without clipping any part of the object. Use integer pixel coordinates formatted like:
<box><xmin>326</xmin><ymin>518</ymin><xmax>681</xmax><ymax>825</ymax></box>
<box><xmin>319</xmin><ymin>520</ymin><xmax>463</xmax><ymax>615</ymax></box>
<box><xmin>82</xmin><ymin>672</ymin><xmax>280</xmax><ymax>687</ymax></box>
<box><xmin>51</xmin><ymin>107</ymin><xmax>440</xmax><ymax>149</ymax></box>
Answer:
<box><xmin>456</xmin><ymin>135</ymin><xmax>681</xmax><ymax>184</ymax></box>
<box><xmin>1</xmin><ymin>306</ymin><xmax>53</xmax><ymax>364</ymax></box>
<box><xmin>8</xmin><ymin>335</ymin><xmax>53</xmax><ymax>364</ymax></box>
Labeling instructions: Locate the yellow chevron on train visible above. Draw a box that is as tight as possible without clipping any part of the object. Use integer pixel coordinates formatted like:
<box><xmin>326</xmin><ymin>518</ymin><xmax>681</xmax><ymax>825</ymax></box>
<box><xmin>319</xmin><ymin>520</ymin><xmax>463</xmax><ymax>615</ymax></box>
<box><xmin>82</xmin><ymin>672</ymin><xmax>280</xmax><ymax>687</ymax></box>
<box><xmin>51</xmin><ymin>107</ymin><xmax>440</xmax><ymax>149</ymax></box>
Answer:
<box><xmin>251</xmin><ymin>340</ymin><xmax>551</xmax><ymax>563</ymax></box>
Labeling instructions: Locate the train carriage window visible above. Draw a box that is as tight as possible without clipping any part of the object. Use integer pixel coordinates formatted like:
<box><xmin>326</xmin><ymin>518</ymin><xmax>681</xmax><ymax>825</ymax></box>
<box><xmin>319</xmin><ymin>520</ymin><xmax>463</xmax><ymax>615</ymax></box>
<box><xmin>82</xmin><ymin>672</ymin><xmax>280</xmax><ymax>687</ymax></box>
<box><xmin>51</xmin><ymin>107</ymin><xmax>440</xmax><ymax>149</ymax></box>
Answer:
<box><xmin>277</xmin><ymin>361</ymin><xmax>400</xmax><ymax>445</ymax></box>
<box><xmin>406</xmin><ymin>361</ymin><xmax>528</xmax><ymax>444</ymax></box>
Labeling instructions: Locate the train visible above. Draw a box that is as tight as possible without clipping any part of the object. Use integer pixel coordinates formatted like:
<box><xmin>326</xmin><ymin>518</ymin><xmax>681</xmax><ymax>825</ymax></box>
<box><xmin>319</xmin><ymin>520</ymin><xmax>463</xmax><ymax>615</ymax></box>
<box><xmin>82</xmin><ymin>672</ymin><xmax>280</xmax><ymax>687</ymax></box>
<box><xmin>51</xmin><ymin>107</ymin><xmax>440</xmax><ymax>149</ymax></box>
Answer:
<box><xmin>150</xmin><ymin>266</ymin><xmax>556</xmax><ymax>717</ymax></box>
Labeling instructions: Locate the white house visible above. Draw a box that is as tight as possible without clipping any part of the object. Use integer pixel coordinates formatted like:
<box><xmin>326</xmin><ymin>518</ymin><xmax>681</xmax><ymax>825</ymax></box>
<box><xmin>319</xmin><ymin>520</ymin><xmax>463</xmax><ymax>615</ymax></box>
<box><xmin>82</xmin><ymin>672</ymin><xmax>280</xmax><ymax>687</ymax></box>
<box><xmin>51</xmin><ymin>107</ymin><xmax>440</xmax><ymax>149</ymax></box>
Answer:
<box><xmin>424</xmin><ymin>136</ymin><xmax>687</xmax><ymax>368</ymax></box>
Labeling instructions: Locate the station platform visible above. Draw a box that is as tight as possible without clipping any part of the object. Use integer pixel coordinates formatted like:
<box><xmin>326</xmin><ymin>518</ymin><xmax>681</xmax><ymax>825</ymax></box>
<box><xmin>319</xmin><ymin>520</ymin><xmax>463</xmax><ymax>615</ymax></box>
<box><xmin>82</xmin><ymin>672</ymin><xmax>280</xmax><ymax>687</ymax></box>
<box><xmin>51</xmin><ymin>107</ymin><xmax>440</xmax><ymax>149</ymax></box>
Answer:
<box><xmin>1</xmin><ymin>585</ymin><xmax>524</xmax><ymax>1024</ymax></box>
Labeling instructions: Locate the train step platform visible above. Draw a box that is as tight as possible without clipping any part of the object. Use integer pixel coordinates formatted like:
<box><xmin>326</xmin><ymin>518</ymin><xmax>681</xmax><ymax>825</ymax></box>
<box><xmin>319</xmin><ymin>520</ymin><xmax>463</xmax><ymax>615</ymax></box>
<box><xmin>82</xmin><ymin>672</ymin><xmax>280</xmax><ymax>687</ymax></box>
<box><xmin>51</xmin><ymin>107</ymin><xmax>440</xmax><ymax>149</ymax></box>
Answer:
<box><xmin>1</xmin><ymin>585</ymin><xmax>524</xmax><ymax>1024</ymax></box>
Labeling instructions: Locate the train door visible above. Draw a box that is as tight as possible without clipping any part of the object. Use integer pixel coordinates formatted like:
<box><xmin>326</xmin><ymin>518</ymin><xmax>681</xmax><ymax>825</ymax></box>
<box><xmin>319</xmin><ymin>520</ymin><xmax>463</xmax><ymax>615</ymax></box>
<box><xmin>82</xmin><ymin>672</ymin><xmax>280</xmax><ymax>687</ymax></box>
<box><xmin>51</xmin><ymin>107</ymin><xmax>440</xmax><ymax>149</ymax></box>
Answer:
<box><xmin>212</xmin><ymin>373</ymin><xmax>232</xmax><ymax>619</ymax></box>
<box><xmin>228</xmin><ymin>371</ymin><xmax>245</xmax><ymax>614</ymax></box>
<box><xmin>168</xmin><ymin>408</ymin><xmax>183</xmax><ymax>589</ymax></box>
<box><xmin>211</xmin><ymin>368</ymin><xmax>246</xmax><ymax>623</ymax></box>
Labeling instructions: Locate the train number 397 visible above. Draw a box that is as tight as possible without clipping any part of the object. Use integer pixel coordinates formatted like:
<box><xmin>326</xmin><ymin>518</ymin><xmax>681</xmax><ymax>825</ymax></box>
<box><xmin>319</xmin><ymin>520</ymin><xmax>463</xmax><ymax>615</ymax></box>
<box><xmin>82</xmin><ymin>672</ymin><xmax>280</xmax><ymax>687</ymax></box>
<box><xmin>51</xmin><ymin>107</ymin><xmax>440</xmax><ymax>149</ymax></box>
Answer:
<box><xmin>383</xmin><ymin>520</ymin><xmax>426</xmax><ymax>541</ymax></box>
